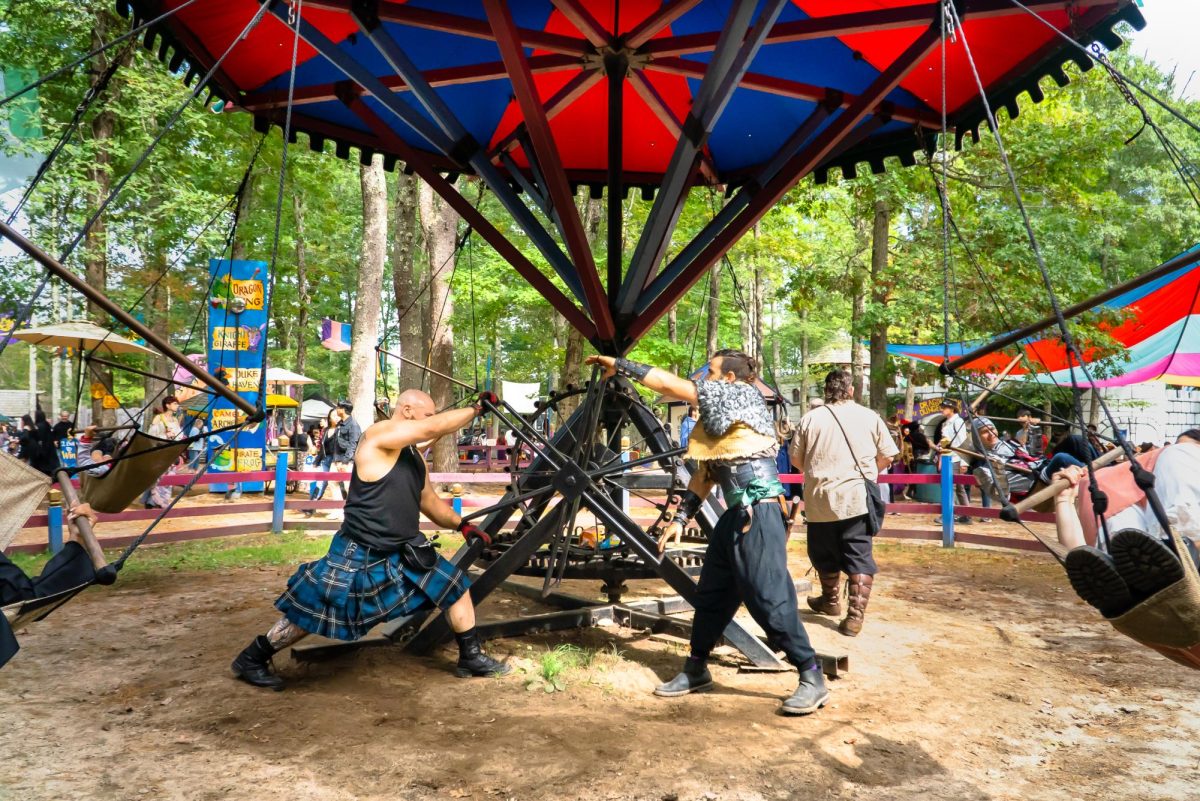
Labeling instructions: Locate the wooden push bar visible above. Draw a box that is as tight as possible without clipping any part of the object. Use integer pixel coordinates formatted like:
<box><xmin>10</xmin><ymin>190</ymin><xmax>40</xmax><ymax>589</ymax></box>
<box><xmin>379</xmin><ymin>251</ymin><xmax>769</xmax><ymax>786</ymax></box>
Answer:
<box><xmin>1002</xmin><ymin>446</ymin><xmax>1126</xmax><ymax>520</ymax></box>
<box><xmin>55</xmin><ymin>470</ymin><xmax>117</xmax><ymax>585</ymax></box>
<box><xmin>0</xmin><ymin>218</ymin><xmax>259</xmax><ymax>419</ymax></box>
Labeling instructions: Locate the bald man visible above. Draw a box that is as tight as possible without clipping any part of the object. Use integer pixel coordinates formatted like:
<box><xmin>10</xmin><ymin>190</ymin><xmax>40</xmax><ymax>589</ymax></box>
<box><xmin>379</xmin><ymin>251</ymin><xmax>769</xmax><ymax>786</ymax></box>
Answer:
<box><xmin>231</xmin><ymin>389</ymin><xmax>509</xmax><ymax>690</ymax></box>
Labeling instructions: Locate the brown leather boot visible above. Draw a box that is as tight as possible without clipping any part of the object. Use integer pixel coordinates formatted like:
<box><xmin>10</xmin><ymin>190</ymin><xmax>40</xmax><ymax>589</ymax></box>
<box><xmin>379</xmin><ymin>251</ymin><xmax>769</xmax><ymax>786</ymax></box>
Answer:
<box><xmin>806</xmin><ymin>571</ymin><xmax>842</xmax><ymax>616</ymax></box>
<box><xmin>839</xmin><ymin>574</ymin><xmax>874</xmax><ymax>636</ymax></box>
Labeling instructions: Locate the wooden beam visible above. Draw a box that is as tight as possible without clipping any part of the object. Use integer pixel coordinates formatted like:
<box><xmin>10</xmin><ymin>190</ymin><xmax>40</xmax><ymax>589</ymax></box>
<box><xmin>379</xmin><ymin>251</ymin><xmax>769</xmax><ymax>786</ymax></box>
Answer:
<box><xmin>625</xmin><ymin>0</ymin><xmax>705</xmax><ymax>49</ymax></box>
<box><xmin>484</xmin><ymin>0</ymin><xmax>616</xmax><ymax>343</ymax></box>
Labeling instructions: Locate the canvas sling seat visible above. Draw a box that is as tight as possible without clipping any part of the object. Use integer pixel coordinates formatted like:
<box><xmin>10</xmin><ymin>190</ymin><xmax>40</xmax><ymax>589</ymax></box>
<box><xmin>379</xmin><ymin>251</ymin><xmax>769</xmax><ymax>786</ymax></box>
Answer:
<box><xmin>0</xmin><ymin>449</ymin><xmax>52</xmax><ymax>552</ymax></box>
<box><xmin>1029</xmin><ymin>525</ymin><xmax>1200</xmax><ymax>670</ymax></box>
<box><xmin>80</xmin><ymin>430</ymin><xmax>188</xmax><ymax>513</ymax></box>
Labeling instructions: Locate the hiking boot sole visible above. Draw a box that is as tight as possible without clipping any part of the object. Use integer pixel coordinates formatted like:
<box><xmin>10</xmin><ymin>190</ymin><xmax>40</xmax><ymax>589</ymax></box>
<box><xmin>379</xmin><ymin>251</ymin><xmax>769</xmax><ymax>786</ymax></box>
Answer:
<box><xmin>1065</xmin><ymin>547</ymin><xmax>1134</xmax><ymax>618</ymax></box>
<box><xmin>1111</xmin><ymin>529</ymin><xmax>1184</xmax><ymax>597</ymax></box>
<box><xmin>455</xmin><ymin>664</ymin><xmax>512</xmax><ymax>678</ymax></box>
<box><xmin>780</xmin><ymin>690</ymin><xmax>830</xmax><ymax>716</ymax></box>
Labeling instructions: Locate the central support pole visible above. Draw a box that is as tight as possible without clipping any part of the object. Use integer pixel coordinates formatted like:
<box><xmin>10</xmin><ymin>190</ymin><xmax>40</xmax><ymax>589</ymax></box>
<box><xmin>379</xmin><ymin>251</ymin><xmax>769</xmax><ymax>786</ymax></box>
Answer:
<box><xmin>605</xmin><ymin>50</ymin><xmax>627</xmax><ymax>314</ymax></box>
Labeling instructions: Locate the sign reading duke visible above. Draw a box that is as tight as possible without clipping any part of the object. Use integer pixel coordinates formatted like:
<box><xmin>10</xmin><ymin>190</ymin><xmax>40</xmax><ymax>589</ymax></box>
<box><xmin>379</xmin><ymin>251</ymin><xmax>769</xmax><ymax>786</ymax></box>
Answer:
<box><xmin>206</xmin><ymin>259</ymin><xmax>269</xmax><ymax>492</ymax></box>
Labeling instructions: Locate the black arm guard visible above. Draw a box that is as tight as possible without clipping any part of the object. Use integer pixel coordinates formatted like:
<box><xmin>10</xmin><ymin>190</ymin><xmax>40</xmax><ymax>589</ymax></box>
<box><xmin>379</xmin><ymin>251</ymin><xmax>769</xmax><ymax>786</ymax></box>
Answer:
<box><xmin>615</xmin><ymin>358</ymin><xmax>653</xmax><ymax>382</ymax></box>
<box><xmin>672</xmin><ymin>489</ymin><xmax>704</xmax><ymax>526</ymax></box>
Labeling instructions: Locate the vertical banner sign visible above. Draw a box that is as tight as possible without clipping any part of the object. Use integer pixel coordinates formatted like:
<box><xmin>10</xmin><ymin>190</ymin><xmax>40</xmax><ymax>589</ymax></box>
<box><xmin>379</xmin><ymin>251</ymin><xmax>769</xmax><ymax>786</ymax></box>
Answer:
<box><xmin>207</xmin><ymin>259</ymin><xmax>269</xmax><ymax>492</ymax></box>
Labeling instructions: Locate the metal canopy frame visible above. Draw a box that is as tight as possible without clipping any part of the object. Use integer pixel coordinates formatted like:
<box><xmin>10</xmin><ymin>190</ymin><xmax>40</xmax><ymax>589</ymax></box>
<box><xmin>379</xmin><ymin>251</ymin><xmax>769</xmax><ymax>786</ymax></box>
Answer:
<box><xmin>121</xmin><ymin>0</ymin><xmax>1123</xmax><ymax>355</ymax></box>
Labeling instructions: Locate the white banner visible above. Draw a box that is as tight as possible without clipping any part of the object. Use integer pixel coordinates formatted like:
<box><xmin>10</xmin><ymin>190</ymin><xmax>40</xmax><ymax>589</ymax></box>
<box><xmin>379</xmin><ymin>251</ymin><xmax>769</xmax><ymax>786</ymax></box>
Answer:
<box><xmin>501</xmin><ymin>381</ymin><xmax>541</xmax><ymax>415</ymax></box>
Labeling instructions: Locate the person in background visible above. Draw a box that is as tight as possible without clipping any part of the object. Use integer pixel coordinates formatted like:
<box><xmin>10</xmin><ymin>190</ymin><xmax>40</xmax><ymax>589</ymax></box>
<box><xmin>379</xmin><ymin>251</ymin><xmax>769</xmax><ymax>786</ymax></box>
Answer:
<box><xmin>77</xmin><ymin>437</ymin><xmax>117</xmax><ymax>477</ymax></box>
<box><xmin>334</xmin><ymin>402</ymin><xmax>362</xmax><ymax>511</ymax></box>
<box><xmin>937</xmin><ymin>400</ymin><xmax>971</xmax><ymax>525</ymax></box>
<box><xmin>51</xmin><ymin>411</ymin><xmax>73</xmax><ymax>443</ymax></box>
<box><xmin>1015</xmin><ymin>409</ymin><xmax>1045</xmax><ymax>458</ymax></box>
<box><xmin>791</xmin><ymin>369</ymin><xmax>898</xmax><ymax>637</ymax></box>
<box><xmin>679</xmin><ymin>405</ymin><xmax>698</xmax><ymax>449</ymax></box>
<box><xmin>305</xmin><ymin>411</ymin><xmax>340</xmax><ymax>518</ymax></box>
<box><xmin>143</xmin><ymin>396</ymin><xmax>183</xmax><ymax>508</ymax></box>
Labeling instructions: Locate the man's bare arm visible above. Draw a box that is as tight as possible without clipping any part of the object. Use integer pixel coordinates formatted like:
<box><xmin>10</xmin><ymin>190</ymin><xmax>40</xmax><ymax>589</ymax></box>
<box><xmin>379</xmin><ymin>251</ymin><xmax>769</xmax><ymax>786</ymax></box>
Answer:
<box><xmin>584</xmin><ymin>355</ymin><xmax>698</xmax><ymax>404</ymax></box>
<box><xmin>419</xmin><ymin>472</ymin><xmax>461</xmax><ymax>529</ymax></box>
<box><xmin>365</xmin><ymin>406</ymin><xmax>478</xmax><ymax>453</ymax></box>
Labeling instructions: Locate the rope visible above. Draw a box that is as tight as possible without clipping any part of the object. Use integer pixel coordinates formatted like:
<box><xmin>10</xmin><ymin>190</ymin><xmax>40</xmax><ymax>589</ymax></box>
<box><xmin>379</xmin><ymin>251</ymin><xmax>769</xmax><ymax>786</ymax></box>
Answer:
<box><xmin>946</xmin><ymin>2</ymin><xmax>1155</xmax><ymax>543</ymax></box>
<box><xmin>0</xmin><ymin>2</ymin><xmax>272</xmax><ymax>366</ymax></box>
<box><xmin>258</xmin><ymin>0</ymin><xmax>304</xmax><ymax>406</ymax></box>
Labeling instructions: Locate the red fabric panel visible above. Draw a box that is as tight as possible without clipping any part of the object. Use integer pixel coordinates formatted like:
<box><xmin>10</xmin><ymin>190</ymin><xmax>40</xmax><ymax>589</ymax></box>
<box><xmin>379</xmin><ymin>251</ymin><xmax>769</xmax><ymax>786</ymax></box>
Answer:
<box><xmin>488</xmin><ymin>0</ymin><xmax>696</xmax><ymax>174</ymax></box>
<box><xmin>164</xmin><ymin>0</ymin><xmax>362</xmax><ymax>91</ymax></box>
<box><xmin>790</xmin><ymin>1</ymin><xmax>1081</xmax><ymax>114</ymax></box>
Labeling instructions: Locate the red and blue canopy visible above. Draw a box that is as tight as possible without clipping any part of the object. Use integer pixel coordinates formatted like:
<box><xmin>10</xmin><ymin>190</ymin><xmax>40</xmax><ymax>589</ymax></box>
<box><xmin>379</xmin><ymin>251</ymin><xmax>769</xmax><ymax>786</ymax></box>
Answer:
<box><xmin>888</xmin><ymin>246</ymin><xmax>1200</xmax><ymax>387</ymax></box>
<box><xmin>117</xmin><ymin>0</ymin><xmax>1146</xmax><ymax>352</ymax></box>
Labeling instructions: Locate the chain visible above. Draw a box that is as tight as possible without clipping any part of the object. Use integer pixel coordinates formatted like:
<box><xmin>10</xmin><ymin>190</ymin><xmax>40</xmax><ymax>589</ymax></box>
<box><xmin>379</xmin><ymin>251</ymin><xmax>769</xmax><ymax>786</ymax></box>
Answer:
<box><xmin>1091</xmin><ymin>43</ymin><xmax>1140</xmax><ymax>109</ymax></box>
<box><xmin>941</xmin><ymin>0</ymin><xmax>957</xmax><ymax>43</ymax></box>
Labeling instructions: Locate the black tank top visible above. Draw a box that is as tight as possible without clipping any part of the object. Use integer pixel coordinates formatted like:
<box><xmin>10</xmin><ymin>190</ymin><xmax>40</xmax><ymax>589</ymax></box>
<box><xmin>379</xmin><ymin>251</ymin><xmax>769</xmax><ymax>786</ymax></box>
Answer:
<box><xmin>340</xmin><ymin>446</ymin><xmax>425</xmax><ymax>553</ymax></box>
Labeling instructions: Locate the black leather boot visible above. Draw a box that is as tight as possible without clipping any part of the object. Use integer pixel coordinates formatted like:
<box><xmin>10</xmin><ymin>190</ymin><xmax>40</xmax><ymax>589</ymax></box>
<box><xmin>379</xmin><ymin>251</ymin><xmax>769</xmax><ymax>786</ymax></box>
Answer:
<box><xmin>231</xmin><ymin>635</ymin><xmax>284</xmax><ymax>691</ymax></box>
<box><xmin>454</xmin><ymin>628</ymin><xmax>511</xmax><ymax>677</ymax></box>
<box><xmin>780</xmin><ymin>665</ymin><xmax>829</xmax><ymax>715</ymax></box>
<box><xmin>653</xmin><ymin>655</ymin><xmax>713</xmax><ymax>697</ymax></box>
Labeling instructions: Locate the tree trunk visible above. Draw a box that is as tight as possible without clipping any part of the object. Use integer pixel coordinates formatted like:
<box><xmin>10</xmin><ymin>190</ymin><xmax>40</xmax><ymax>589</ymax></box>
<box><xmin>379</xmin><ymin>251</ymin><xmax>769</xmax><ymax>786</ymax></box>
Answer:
<box><xmin>868</xmin><ymin>198</ymin><xmax>890</xmax><ymax>415</ymax></box>
<box><xmin>667</xmin><ymin>306</ymin><xmax>678</xmax><ymax>375</ymax></box>
<box><xmin>50</xmin><ymin>283</ymin><xmax>61</xmax><ymax>417</ymax></box>
<box><xmin>706</xmin><ymin>259</ymin><xmax>721</xmax><ymax>358</ymax></box>
<box><xmin>903</xmin><ymin>361</ymin><xmax>916</xmax><ymax>421</ymax></box>
<box><xmin>752</xmin><ymin>264</ymin><xmax>765</xmax><ymax>370</ymax></box>
<box><xmin>849</xmin><ymin>217</ymin><xmax>869</xmax><ymax>401</ymax></box>
<box><xmin>419</xmin><ymin>180</ymin><xmax>461</xmax><ymax>472</ymax></box>
<box><xmin>294</xmin><ymin>192</ymin><xmax>309</xmax><ymax>376</ymax></box>
<box><xmin>230</xmin><ymin>170</ymin><xmax>255</xmax><ymax>262</ymax></box>
<box><xmin>347</xmin><ymin>156</ymin><xmax>388</xmax><ymax>432</ymax></box>
<box><xmin>799</xmin><ymin>308</ymin><xmax>810</xmax><ymax>404</ymax></box>
<box><xmin>85</xmin><ymin>74</ymin><xmax>115</xmax><ymax>425</ymax></box>
<box><xmin>392</xmin><ymin>170</ymin><xmax>423</xmax><ymax>391</ymax></box>
<box><xmin>142</xmin><ymin>267</ymin><xmax>170</xmax><ymax>407</ymax></box>
<box><xmin>770</xmin><ymin>296</ymin><xmax>781</xmax><ymax>385</ymax></box>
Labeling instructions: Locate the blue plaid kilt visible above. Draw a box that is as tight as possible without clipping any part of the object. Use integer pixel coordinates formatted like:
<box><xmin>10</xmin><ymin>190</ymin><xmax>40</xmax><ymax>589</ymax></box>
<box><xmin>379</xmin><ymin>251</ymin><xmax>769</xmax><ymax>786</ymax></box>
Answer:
<box><xmin>275</xmin><ymin>533</ymin><xmax>470</xmax><ymax>641</ymax></box>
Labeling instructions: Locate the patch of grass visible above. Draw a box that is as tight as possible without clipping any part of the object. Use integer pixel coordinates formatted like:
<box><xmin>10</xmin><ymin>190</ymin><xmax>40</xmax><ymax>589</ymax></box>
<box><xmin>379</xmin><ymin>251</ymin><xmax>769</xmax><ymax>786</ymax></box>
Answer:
<box><xmin>524</xmin><ymin>642</ymin><xmax>624</xmax><ymax>693</ymax></box>
<box><xmin>7</xmin><ymin>531</ymin><xmax>335</xmax><ymax>581</ymax></box>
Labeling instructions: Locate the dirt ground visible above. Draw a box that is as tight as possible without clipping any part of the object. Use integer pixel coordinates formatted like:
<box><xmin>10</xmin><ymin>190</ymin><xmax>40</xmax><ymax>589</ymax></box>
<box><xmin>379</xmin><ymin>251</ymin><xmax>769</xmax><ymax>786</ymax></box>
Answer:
<box><xmin>2</xmin><ymin>539</ymin><xmax>1197</xmax><ymax>801</ymax></box>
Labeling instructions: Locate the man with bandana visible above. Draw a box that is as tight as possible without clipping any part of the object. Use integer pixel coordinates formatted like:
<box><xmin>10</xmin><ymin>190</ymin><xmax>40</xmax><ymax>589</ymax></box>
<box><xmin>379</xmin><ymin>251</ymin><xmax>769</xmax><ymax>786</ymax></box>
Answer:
<box><xmin>586</xmin><ymin>349</ymin><xmax>827</xmax><ymax>716</ymax></box>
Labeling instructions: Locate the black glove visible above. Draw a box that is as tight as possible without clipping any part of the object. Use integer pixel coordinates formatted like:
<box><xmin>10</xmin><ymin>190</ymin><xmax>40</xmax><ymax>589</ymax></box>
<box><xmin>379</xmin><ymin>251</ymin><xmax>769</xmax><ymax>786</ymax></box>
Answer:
<box><xmin>458</xmin><ymin>520</ymin><xmax>492</xmax><ymax>547</ymax></box>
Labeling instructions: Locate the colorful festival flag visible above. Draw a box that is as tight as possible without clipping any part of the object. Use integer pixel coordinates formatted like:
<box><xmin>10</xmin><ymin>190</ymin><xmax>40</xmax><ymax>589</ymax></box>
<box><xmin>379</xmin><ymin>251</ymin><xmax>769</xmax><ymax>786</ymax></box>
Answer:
<box><xmin>320</xmin><ymin>317</ymin><xmax>352</xmax><ymax>352</ymax></box>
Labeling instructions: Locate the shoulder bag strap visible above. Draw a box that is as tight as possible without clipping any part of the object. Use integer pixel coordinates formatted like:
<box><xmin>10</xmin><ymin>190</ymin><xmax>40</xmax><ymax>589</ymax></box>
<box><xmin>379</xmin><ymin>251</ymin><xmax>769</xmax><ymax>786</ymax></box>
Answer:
<box><xmin>825</xmin><ymin>405</ymin><xmax>871</xmax><ymax>484</ymax></box>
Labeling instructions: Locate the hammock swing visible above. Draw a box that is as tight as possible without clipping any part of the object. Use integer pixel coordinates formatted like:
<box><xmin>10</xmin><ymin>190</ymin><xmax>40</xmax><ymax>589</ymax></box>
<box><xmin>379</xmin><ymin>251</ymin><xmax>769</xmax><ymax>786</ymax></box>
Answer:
<box><xmin>929</xmin><ymin>1</ymin><xmax>1200</xmax><ymax>668</ymax></box>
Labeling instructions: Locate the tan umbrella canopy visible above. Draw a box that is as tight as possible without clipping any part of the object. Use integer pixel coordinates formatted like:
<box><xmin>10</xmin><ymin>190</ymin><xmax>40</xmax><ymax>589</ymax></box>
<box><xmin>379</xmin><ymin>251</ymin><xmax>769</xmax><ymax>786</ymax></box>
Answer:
<box><xmin>264</xmin><ymin>366</ymin><xmax>317</xmax><ymax>385</ymax></box>
<box><xmin>12</xmin><ymin>320</ymin><xmax>158</xmax><ymax>356</ymax></box>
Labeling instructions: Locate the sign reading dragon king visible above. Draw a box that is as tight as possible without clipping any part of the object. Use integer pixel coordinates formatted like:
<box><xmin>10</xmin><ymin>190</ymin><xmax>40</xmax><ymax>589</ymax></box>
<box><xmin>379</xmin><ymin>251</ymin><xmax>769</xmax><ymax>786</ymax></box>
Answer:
<box><xmin>206</xmin><ymin>258</ymin><xmax>269</xmax><ymax>493</ymax></box>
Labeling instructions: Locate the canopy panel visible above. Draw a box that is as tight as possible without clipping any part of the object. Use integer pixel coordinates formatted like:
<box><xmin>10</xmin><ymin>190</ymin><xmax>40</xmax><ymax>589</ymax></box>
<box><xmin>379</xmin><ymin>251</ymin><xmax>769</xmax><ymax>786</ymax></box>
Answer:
<box><xmin>120</xmin><ymin>0</ymin><xmax>1143</xmax><ymax>187</ymax></box>
<box><xmin>888</xmin><ymin>246</ymin><xmax>1200</xmax><ymax>387</ymax></box>
<box><xmin>115</xmin><ymin>0</ymin><xmax>1146</xmax><ymax>352</ymax></box>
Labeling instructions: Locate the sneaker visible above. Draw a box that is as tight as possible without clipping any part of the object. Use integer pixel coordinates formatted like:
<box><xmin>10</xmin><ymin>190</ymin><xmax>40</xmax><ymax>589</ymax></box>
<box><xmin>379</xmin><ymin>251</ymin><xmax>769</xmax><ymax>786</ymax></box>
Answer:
<box><xmin>955</xmin><ymin>516</ymin><xmax>971</xmax><ymax>525</ymax></box>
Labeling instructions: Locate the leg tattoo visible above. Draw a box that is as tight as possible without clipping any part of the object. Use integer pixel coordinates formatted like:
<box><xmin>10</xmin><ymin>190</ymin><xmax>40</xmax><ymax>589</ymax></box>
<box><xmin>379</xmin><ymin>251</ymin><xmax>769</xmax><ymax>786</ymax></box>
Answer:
<box><xmin>266</xmin><ymin>617</ymin><xmax>308</xmax><ymax>650</ymax></box>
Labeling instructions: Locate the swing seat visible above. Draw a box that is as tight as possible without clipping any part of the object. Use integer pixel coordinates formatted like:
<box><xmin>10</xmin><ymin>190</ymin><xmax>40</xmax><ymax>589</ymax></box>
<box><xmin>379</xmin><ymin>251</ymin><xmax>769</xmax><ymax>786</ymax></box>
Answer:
<box><xmin>80</xmin><ymin>430</ymin><xmax>188</xmax><ymax>513</ymax></box>
<box><xmin>0</xmin><ymin>450</ymin><xmax>52</xmax><ymax>551</ymax></box>
<box><xmin>1108</xmin><ymin>568</ymin><xmax>1200</xmax><ymax>670</ymax></box>
<box><xmin>2</xmin><ymin>585</ymin><xmax>88</xmax><ymax>630</ymax></box>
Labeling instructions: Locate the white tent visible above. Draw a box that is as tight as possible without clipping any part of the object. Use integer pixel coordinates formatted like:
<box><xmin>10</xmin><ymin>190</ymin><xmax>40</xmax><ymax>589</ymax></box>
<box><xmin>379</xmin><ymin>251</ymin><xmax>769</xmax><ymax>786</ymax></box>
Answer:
<box><xmin>501</xmin><ymin>381</ymin><xmax>541</xmax><ymax>415</ymax></box>
<box><xmin>265</xmin><ymin>367</ymin><xmax>317</xmax><ymax>385</ymax></box>
<box><xmin>300</xmin><ymin>398</ymin><xmax>333</xmax><ymax>421</ymax></box>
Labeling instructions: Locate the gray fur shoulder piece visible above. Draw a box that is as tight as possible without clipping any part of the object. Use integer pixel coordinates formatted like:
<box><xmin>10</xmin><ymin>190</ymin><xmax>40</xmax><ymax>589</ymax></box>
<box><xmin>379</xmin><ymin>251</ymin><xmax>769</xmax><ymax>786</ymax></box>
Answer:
<box><xmin>694</xmin><ymin>380</ymin><xmax>774</xmax><ymax>438</ymax></box>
